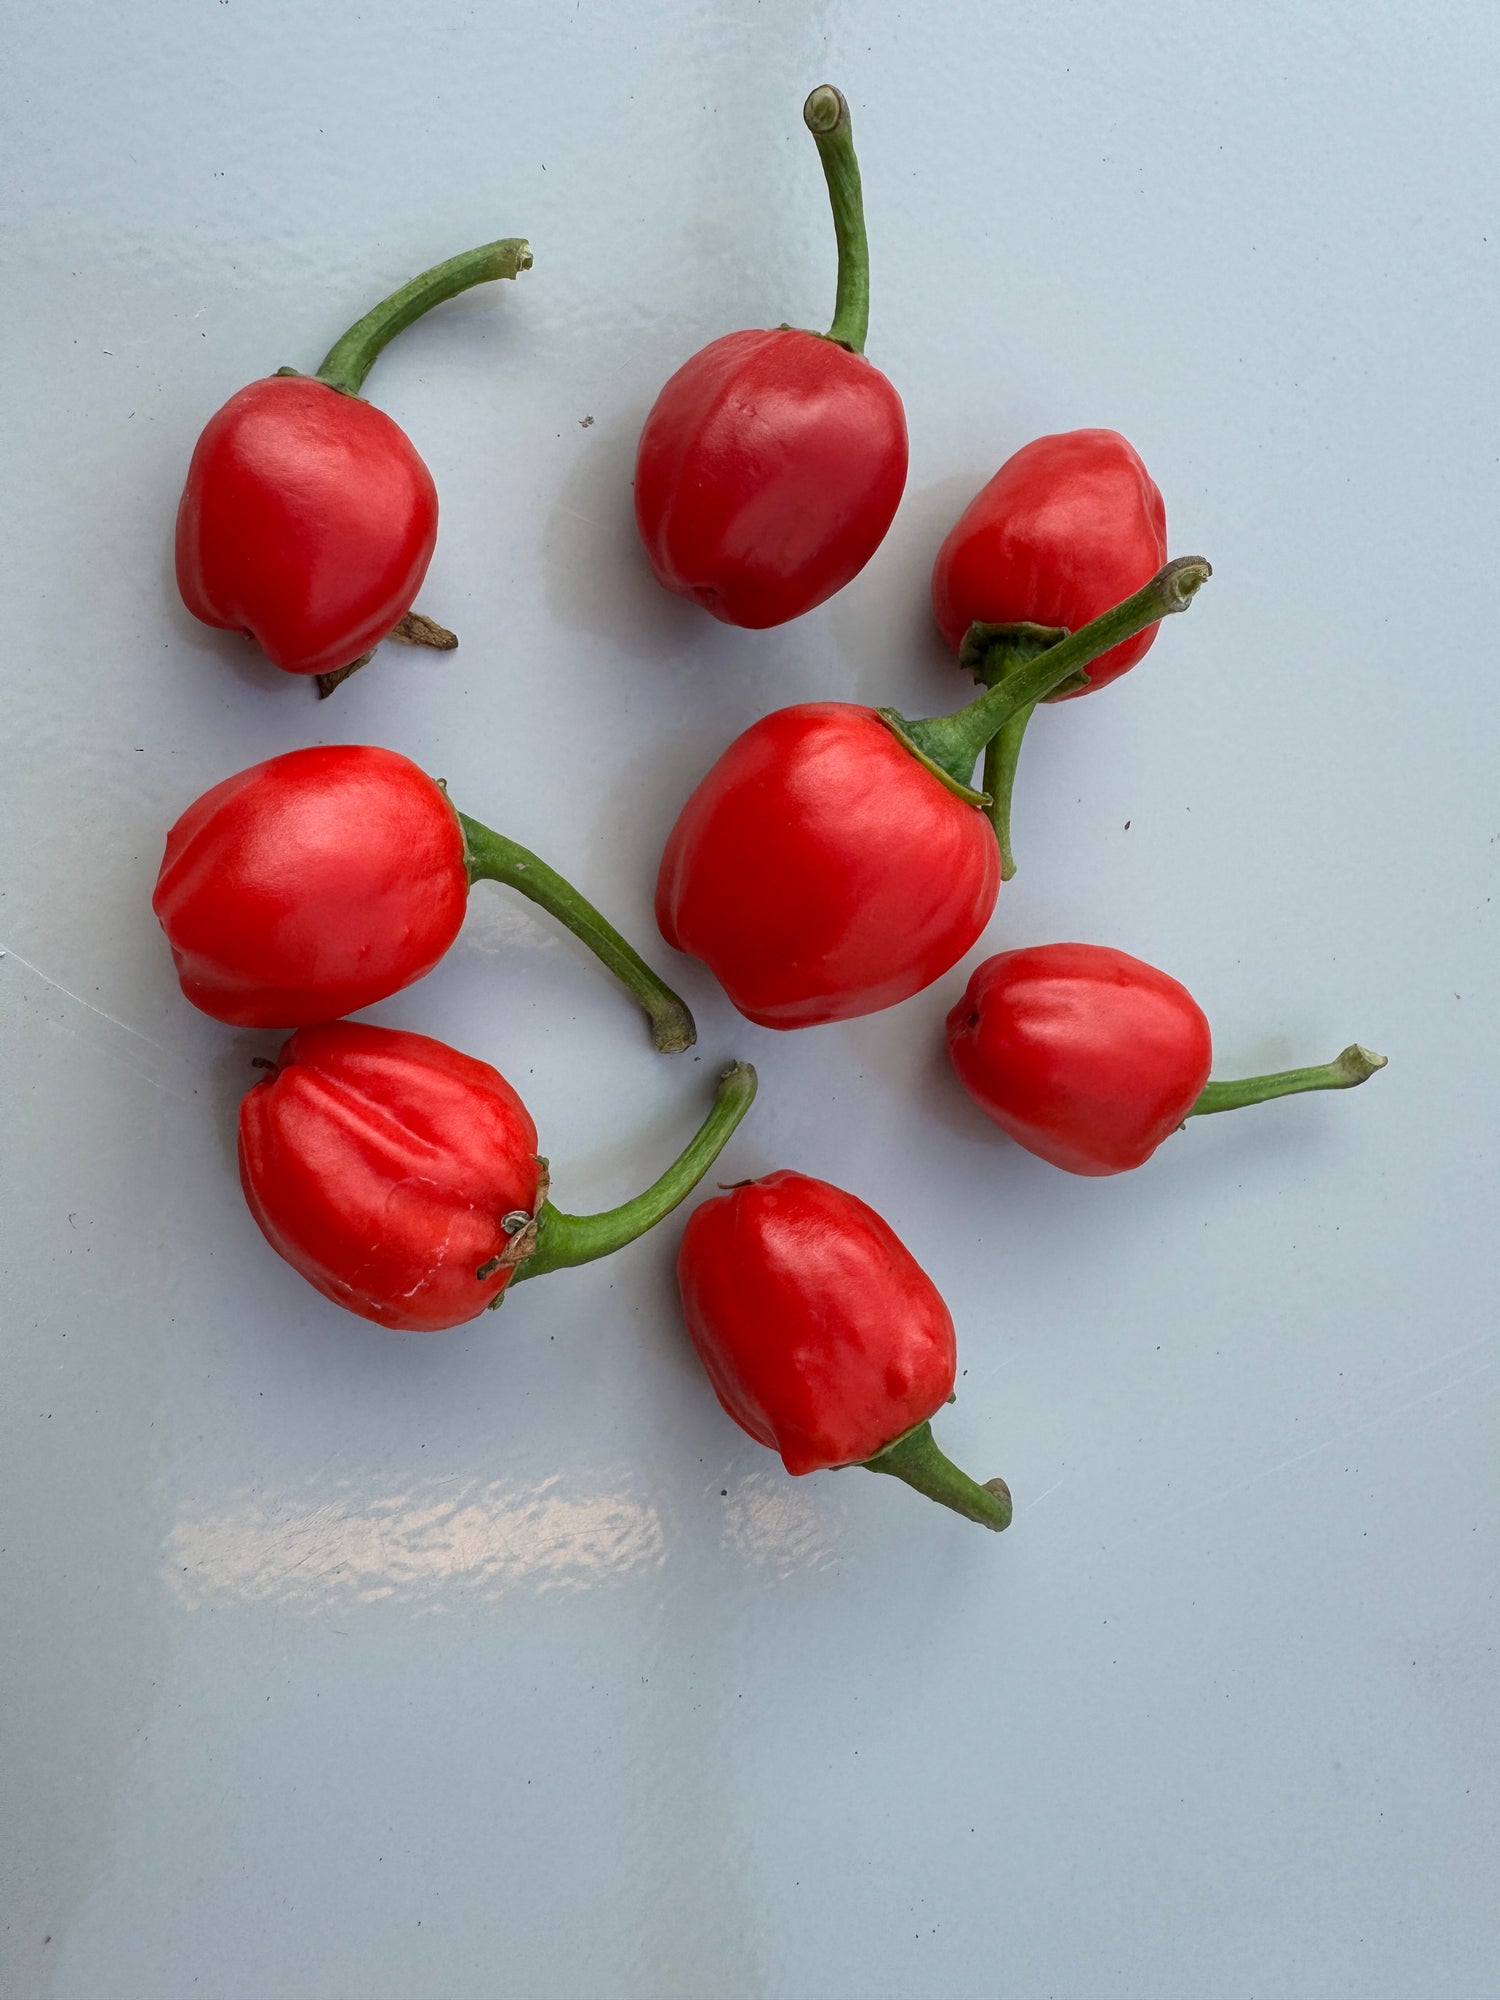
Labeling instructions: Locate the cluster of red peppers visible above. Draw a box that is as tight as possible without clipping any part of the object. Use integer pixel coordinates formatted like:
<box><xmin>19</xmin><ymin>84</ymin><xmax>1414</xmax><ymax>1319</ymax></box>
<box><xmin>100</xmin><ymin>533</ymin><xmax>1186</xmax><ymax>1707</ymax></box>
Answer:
<box><xmin>158</xmin><ymin>86</ymin><xmax>1384</xmax><ymax>1535</ymax></box>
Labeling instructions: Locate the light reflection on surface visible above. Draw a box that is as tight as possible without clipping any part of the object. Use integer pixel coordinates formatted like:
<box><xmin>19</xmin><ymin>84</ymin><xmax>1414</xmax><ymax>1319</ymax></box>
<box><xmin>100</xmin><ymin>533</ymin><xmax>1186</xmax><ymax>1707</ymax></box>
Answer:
<box><xmin>165</xmin><ymin>1473</ymin><xmax>665</xmax><ymax>1610</ymax></box>
<box><xmin>721</xmin><ymin>1469</ymin><xmax>844</xmax><ymax>1573</ymax></box>
<box><xmin>460</xmin><ymin>894</ymin><xmax>560</xmax><ymax>954</ymax></box>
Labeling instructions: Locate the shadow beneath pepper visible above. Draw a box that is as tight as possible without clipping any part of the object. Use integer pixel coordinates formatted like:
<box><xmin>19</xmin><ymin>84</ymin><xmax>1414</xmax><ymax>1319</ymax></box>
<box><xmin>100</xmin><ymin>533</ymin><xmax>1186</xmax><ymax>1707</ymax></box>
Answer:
<box><xmin>822</xmin><ymin>465</ymin><xmax>988</xmax><ymax>710</ymax></box>
<box><xmin>539</xmin><ymin>410</ymin><xmax>707</xmax><ymax>665</ymax></box>
<box><xmin>156</xmin><ymin>533</ymin><xmax>296</xmax><ymax>697</ymax></box>
<box><xmin>207</xmin><ymin>1028</ymin><xmax>283</xmax><ymax>1182</ymax></box>
<box><xmin>156</xmin><ymin>530</ymin><xmax>435</xmax><ymax>704</ymax></box>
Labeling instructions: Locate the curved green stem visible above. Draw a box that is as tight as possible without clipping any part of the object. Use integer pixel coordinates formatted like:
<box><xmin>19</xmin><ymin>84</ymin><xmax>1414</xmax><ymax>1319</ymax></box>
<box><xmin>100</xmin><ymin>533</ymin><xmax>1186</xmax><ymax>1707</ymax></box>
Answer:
<box><xmin>315</xmin><ymin>237</ymin><xmax>532</xmax><ymax>397</ymax></box>
<box><xmin>982</xmin><ymin>701</ymin><xmax>1034</xmax><ymax>882</ymax></box>
<box><xmin>458</xmin><ymin>811</ymin><xmax>695</xmax><ymax>1054</ymax></box>
<box><xmin>862</xmin><ymin>1419</ymin><xmax>1012</xmax><ymax>1532</ymax></box>
<box><xmin>511</xmin><ymin>1063</ymin><xmax>759</xmax><ymax>1283</ymax></box>
<box><xmin>1190</xmin><ymin>1044</ymin><xmax>1386</xmax><ymax>1117</ymax></box>
<box><xmin>962</xmin><ymin>621</ymin><xmax>1064</xmax><ymax>876</ymax></box>
<box><xmin>885</xmin><ymin>557</ymin><xmax>1212</xmax><ymax>796</ymax></box>
<box><xmin>803</xmin><ymin>85</ymin><xmax>870</xmax><ymax>352</ymax></box>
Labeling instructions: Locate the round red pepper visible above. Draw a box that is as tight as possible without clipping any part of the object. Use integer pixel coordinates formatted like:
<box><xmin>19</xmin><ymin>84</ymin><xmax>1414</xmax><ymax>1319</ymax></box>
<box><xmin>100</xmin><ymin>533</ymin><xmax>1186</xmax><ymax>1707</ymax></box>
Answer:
<box><xmin>656</xmin><ymin>561</ymin><xmax>1209</xmax><ymax>1028</ymax></box>
<box><xmin>678</xmin><ymin>1170</ymin><xmax>1011</xmax><ymax>1530</ymax></box>
<box><xmin>930</xmin><ymin>430</ymin><xmax>1170</xmax><ymax>878</ymax></box>
<box><xmin>241</xmin><ymin>1023</ymin><xmax>757</xmax><ymax>1332</ymax></box>
<box><xmin>176</xmin><ymin>237</ymin><xmax>530</xmax><ymax>691</ymax></box>
<box><xmin>657</xmin><ymin>703</ymin><xmax>999</xmax><ymax>1027</ymax></box>
<box><xmin>153</xmin><ymin>744</ymin><xmax>694</xmax><ymax>1049</ymax></box>
<box><xmin>634</xmin><ymin>87</ymin><xmax>907</xmax><ymax>628</ymax></box>
<box><xmin>947</xmin><ymin>943</ymin><xmax>1386</xmax><ymax>1176</ymax></box>
<box><xmin>932</xmin><ymin>431</ymin><xmax>1167</xmax><ymax>672</ymax></box>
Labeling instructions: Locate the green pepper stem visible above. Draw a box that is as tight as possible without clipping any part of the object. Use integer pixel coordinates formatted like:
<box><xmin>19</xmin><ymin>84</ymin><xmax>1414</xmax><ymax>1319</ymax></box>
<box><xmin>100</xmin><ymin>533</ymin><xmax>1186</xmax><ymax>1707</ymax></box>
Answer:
<box><xmin>803</xmin><ymin>86</ymin><xmax>870</xmax><ymax>353</ymax></box>
<box><xmin>886</xmin><ymin>557</ymin><xmax>1212</xmax><ymax>795</ymax></box>
<box><xmin>314</xmin><ymin>237</ymin><xmax>532</xmax><ymax>397</ymax></box>
<box><xmin>862</xmin><ymin>1419</ymin><xmax>1012</xmax><ymax>1531</ymax></box>
<box><xmin>982</xmin><ymin>701</ymin><xmax>1035</xmax><ymax>882</ymax></box>
<box><xmin>961</xmin><ymin>622</ymin><xmax>1066</xmax><ymax>876</ymax></box>
<box><xmin>458</xmin><ymin>810</ymin><xmax>695</xmax><ymax>1055</ymax></box>
<box><xmin>512</xmin><ymin>1062</ymin><xmax>759</xmax><ymax>1283</ymax></box>
<box><xmin>1189</xmin><ymin>1044</ymin><xmax>1387</xmax><ymax>1117</ymax></box>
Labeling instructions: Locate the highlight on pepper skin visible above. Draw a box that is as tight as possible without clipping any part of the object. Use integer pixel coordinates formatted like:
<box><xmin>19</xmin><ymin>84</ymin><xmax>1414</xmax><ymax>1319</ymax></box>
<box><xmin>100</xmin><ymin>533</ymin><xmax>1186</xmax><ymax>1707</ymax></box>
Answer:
<box><xmin>931</xmin><ymin>429</ymin><xmax>1173</xmax><ymax>880</ymax></box>
<box><xmin>151</xmin><ymin>743</ymin><xmax>695</xmax><ymax>1052</ymax></box>
<box><xmin>240</xmin><ymin>1023</ymin><xmax>544</xmax><ymax>1331</ymax></box>
<box><xmin>655</xmin><ymin>562</ymin><xmax>1211</xmax><ymax>1030</ymax></box>
<box><xmin>946</xmin><ymin>943</ymin><xmax>1387</xmax><ymax>1176</ymax></box>
<box><xmin>634</xmin><ymin>85</ymin><xmax>908</xmax><ymax>627</ymax></box>
<box><xmin>932</xmin><ymin>430</ymin><xmax>1169</xmax><ymax>686</ymax></box>
<box><xmin>655</xmin><ymin>702</ymin><xmax>1002</xmax><ymax>1029</ymax></box>
<box><xmin>176</xmin><ymin>236</ymin><xmax>532</xmax><ymax>689</ymax></box>
<box><xmin>677</xmin><ymin>1170</ymin><xmax>1012</xmax><ymax>1531</ymax></box>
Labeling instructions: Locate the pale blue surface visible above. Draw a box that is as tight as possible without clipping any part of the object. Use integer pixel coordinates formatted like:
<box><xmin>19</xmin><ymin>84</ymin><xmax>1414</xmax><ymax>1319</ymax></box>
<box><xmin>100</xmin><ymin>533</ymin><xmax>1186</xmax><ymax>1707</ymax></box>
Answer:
<box><xmin>2</xmin><ymin>3</ymin><xmax>1497</xmax><ymax>1995</ymax></box>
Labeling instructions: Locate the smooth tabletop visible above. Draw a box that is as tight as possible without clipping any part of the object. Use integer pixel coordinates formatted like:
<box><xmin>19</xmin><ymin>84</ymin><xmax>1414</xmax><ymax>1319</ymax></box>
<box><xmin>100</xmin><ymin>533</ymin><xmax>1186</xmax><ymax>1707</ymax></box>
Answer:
<box><xmin>3</xmin><ymin>3</ymin><xmax>1497</xmax><ymax>1995</ymax></box>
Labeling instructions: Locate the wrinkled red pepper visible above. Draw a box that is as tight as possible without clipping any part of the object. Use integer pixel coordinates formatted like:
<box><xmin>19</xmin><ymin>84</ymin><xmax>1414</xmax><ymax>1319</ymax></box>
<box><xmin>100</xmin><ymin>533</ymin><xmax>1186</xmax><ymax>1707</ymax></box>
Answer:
<box><xmin>153</xmin><ymin>744</ymin><xmax>694</xmax><ymax>1050</ymax></box>
<box><xmin>634</xmin><ymin>86</ymin><xmax>907</xmax><ymax>627</ymax></box>
<box><xmin>241</xmin><ymin>1023</ymin><xmax>756</xmax><ymax>1331</ymax></box>
<box><xmin>947</xmin><ymin>943</ymin><xmax>1386</xmax><ymax>1176</ymax></box>
<box><xmin>678</xmin><ymin>1170</ymin><xmax>1011</xmax><ymax>1530</ymax></box>
<box><xmin>656</xmin><ymin>560</ymin><xmax>1209</xmax><ymax>1027</ymax></box>
<box><xmin>176</xmin><ymin>237</ymin><xmax>530</xmax><ymax>694</ymax></box>
<box><xmin>931</xmin><ymin>430</ymin><xmax>1169</xmax><ymax>876</ymax></box>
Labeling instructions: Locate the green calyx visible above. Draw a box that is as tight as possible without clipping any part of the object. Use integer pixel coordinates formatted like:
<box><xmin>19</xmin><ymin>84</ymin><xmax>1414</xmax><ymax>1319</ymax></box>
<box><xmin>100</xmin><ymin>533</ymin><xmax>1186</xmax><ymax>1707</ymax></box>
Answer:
<box><xmin>887</xmin><ymin>557</ymin><xmax>1212</xmax><ymax>805</ymax></box>
<box><xmin>802</xmin><ymin>85</ymin><xmax>871</xmax><ymax>353</ymax></box>
<box><xmin>1190</xmin><ymin>1044</ymin><xmax>1387</xmax><ymax>1117</ymax></box>
<box><xmin>313</xmin><ymin>236</ymin><xmax>533</xmax><ymax>398</ymax></box>
<box><xmin>861</xmin><ymin>1417</ymin><xmax>1012</xmax><ymax>1531</ymax></box>
<box><xmin>457</xmin><ymin>810</ymin><xmax>696</xmax><ymax>1055</ymax></box>
<box><xmin>874</xmin><ymin>713</ymin><xmax>990</xmax><ymax>806</ymax></box>
<box><xmin>505</xmin><ymin>1063</ymin><xmax>759</xmax><ymax>1286</ymax></box>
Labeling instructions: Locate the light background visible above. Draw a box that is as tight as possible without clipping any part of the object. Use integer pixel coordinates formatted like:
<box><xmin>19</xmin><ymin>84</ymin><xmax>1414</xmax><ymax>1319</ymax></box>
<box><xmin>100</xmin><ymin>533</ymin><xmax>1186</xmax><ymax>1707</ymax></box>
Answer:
<box><xmin>3</xmin><ymin>3</ymin><xmax>1496</xmax><ymax>1995</ymax></box>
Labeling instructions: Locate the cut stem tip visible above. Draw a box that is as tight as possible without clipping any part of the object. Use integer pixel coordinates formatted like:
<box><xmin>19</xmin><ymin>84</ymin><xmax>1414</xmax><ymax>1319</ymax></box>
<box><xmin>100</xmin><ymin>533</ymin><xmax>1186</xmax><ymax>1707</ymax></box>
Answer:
<box><xmin>803</xmin><ymin>84</ymin><xmax>848</xmax><ymax>134</ymax></box>
<box><xmin>459</xmin><ymin>811</ymin><xmax>696</xmax><ymax>1053</ymax></box>
<box><xmin>862</xmin><ymin>1419</ymin><xmax>1013</xmax><ymax>1532</ymax></box>
<box><xmin>801</xmin><ymin>82</ymin><xmax>868</xmax><ymax>352</ymax></box>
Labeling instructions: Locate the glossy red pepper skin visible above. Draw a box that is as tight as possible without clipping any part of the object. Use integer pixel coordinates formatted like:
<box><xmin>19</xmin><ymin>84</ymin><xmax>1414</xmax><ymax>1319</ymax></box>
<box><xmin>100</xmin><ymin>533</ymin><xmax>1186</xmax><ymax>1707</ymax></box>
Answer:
<box><xmin>634</xmin><ymin>329</ymin><xmax>908</xmax><ymax>628</ymax></box>
<box><xmin>931</xmin><ymin>430</ymin><xmax>1167</xmax><ymax>694</ymax></box>
<box><xmin>946</xmin><ymin>943</ymin><xmax>1213</xmax><ymax>1175</ymax></box>
<box><xmin>153</xmin><ymin>744</ymin><xmax>467</xmax><ymax>1028</ymax></box>
<box><xmin>239</xmin><ymin>1023</ymin><xmax>541</xmax><ymax>1332</ymax></box>
<box><xmin>655</xmin><ymin>702</ymin><xmax>999</xmax><ymax>1028</ymax></box>
<box><xmin>678</xmin><ymin>1171</ymin><xmax>957</xmax><ymax>1473</ymax></box>
<box><xmin>176</xmin><ymin>376</ymin><xmax>439</xmax><ymax>678</ymax></box>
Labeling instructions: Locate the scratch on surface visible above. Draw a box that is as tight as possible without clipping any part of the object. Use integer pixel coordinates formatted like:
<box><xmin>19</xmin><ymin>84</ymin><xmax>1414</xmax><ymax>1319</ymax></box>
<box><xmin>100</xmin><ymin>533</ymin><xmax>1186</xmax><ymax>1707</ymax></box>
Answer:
<box><xmin>1358</xmin><ymin>1329</ymin><xmax>1499</xmax><ymax>1395</ymax></box>
<box><xmin>1140</xmin><ymin>1358</ymin><xmax>1498</xmax><ymax>1539</ymax></box>
<box><xmin>2</xmin><ymin>946</ymin><xmax>195</xmax><ymax>1103</ymax></box>
<box><xmin>1436</xmin><ymin>1376</ymin><xmax>1500</xmax><ymax>1422</ymax></box>
<box><xmin>555</xmin><ymin>502</ymin><xmax>607</xmax><ymax>531</ymax></box>
<box><xmin>1016</xmin><ymin>1477</ymin><xmax>1067</xmax><ymax>1519</ymax></box>
<box><xmin>1</xmin><ymin>947</ymin><xmax>177</xmax><ymax>1056</ymax></box>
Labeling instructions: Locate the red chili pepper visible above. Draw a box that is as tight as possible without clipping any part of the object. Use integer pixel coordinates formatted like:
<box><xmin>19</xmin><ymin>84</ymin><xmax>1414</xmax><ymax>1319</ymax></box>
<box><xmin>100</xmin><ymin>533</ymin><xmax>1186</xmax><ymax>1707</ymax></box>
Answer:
<box><xmin>678</xmin><ymin>1171</ymin><xmax>1011</xmax><ymax>1530</ymax></box>
<box><xmin>657</xmin><ymin>560</ymin><xmax>1209</xmax><ymax>1027</ymax></box>
<box><xmin>930</xmin><ymin>430</ymin><xmax>1169</xmax><ymax>877</ymax></box>
<box><xmin>947</xmin><ymin>943</ymin><xmax>1386</xmax><ymax>1176</ymax></box>
<box><xmin>153</xmin><ymin>744</ymin><xmax>695</xmax><ymax>1050</ymax></box>
<box><xmin>176</xmin><ymin>238</ymin><xmax>531</xmax><ymax>694</ymax></box>
<box><xmin>241</xmin><ymin>1024</ymin><xmax>756</xmax><ymax>1331</ymax></box>
<box><xmin>634</xmin><ymin>87</ymin><xmax>907</xmax><ymax>628</ymax></box>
